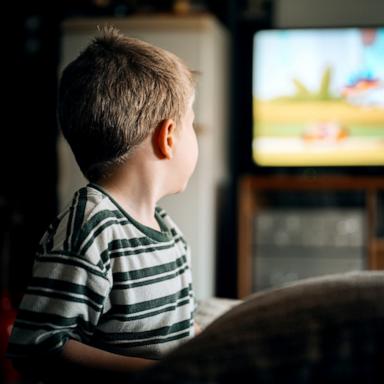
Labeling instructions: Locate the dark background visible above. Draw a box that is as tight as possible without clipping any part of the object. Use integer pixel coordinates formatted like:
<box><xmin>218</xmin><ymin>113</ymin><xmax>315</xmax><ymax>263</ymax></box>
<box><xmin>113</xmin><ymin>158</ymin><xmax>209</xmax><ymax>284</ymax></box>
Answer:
<box><xmin>1</xmin><ymin>0</ymin><xmax>383</xmax><ymax>304</ymax></box>
<box><xmin>0</xmin><ymin>0</ymin><xmax>260</xmax><ymax>306</ymax></box>
<box><xmin>1</xmin><ymin>2</ymin><xmax>383</xmax><ymax>383</ymax></box>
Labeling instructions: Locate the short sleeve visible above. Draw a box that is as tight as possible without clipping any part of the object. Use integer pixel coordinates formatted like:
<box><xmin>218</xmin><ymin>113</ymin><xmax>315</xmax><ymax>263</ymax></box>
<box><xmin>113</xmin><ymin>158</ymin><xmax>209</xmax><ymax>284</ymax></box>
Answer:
<box><xmin>6</xmin><ymin>250</ymin><xmax>111</xmax><ymax>360</ymax></box>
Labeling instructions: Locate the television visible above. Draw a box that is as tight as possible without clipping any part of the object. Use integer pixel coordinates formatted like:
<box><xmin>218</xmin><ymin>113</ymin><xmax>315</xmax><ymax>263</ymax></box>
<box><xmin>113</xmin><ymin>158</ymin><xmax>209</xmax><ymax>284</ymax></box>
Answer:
<box><xmin>242</xmin><ymin>27</ymin><xmax>384</xmax><ymax>174</ymax></box>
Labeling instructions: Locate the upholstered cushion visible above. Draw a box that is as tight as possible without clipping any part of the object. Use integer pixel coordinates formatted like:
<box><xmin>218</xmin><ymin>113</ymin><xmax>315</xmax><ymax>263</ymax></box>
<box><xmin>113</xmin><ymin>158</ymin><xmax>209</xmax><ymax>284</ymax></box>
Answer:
<box><xmin>138</xmin><ymin>271</ymin><xmax>384</xmax><ymax>383</ymax></box>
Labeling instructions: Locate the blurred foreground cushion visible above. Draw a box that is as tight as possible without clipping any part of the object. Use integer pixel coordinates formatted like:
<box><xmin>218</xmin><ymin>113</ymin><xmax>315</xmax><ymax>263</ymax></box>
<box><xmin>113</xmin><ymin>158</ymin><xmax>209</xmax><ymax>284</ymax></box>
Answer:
<box><xmin>138</xmin><ymin>271</ymin><xmax>384</xmax><ymax>384</ymax></box>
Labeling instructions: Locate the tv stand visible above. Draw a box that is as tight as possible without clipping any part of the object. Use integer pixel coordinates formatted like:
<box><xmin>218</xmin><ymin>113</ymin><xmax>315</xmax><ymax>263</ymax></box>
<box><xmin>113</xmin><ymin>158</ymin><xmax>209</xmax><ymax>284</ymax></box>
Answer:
<box><xmin>237</xmin><ymin>174</ymin><xmax>384</xmax><ymax>298</ymax></box>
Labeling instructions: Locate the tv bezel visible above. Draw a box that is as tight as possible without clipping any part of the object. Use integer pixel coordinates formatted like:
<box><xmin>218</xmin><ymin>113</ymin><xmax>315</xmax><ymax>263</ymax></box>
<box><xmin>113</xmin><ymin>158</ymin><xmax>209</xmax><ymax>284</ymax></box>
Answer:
<box><xmin>234</xmin><ymin>21</ymin><xmax>384</xmax><ymax>177</ymax></box>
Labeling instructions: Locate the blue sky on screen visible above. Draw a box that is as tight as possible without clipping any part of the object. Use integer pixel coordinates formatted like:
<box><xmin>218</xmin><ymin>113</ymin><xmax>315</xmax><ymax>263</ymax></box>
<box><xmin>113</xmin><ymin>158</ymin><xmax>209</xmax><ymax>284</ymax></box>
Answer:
<box><xmin>253</xmin><ymin>28</ymin><xmax>384</xmax><ymax>101</ymax></box>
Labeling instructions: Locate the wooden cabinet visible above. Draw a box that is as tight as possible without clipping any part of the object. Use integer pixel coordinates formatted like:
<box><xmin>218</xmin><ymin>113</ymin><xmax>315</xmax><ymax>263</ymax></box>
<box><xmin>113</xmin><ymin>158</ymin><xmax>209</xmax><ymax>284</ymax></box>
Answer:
<box><xmin>237</xmin><ymin>175</ymin><xmax>384</xmax><ymax>298</ymax></box>
<box><xmin>59</xmin><ymin>14</ymin><xmax>229</xmax><ymax>299</ymax></box>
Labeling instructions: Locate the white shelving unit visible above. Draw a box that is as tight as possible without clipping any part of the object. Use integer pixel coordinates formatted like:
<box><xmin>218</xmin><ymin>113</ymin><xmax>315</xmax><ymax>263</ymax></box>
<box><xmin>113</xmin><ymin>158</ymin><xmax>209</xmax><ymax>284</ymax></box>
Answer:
<box><xmin>58</xmin><ymin>14</ymin><xmax>229</xmax><ymax>299</ymax></box>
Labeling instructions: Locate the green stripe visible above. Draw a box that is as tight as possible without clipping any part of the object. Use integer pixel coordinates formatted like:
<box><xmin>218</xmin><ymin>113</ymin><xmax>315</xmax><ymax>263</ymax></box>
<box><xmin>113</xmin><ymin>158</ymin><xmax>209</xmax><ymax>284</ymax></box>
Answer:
<box><xmin>14</xmin><ymin>319</ymin><xmax>88</xmax><ymax>334</ymax></box>
<box><xmin>15</xmin><ymin>310</ymin><xmax>96</xmax><ymax>331</ymax></box>
<box><xmin>44</xmin><ymin>215</ymin><xmax>64</xmax><ymax>253</ymax></box>
<box><xmin>155</xmin><ymin>206</ymin><xmax>166</xmax><ymax>215</ymax></box>
<box><xmin>98</xmin><ymin>236</ymin><xmax>183</xmax><ymax>273</ymax></box>
<box><xmin>79</xmin><ymin>217</ymin><xmax>130</xmax><ymax>255</ymax></box>
<box><xmin>113</xmin><ymin>287</ymin><xmax>190</xmax><ymax>314</ymax></box>
<box><xmin>106</xmin><ymin>238</ymin><xmax>183</xmax><ymax>259</ymax></box>
<box><xmin>35</xmin><ymin>253</ymin><xmax>108</xmax><ymax>280</ymax></box>
<box><xmin>64</xmin><ymin>190</ymin><xmax>79</xmax><ymax>251</ymax></box>
<box><xmin>100</xmin><ymin>299</ymin><xmax>192</xmax><ymax>324</ymax></box>
<box><xmin>70</xmin><ymin>187</ymin><xmax>88</xmax><ymax>250</ymax></box>
<box><xmin>29</xmin><ymin>277</ymin><xmax>105</xmax><ymax>305</ymax></box>
<box><xmin>94</xmin><ymin>238</ymin><xmax>163</xmax><ymax>269</ymax></box>
<box><xmin>113</xmin><ymin>254</ymin><xmax>187</xmax><ymax>282</ymax></box>
<box><xmin>76</xmin><ymin>209</ymin><xmax>126</xmax><ymax>247</ymax></box>
<box><xmin>99</xmin><ymin>249</ymin><xmax>111</xmax><ymax>268</ymax></box>
<box><xmin>126</xmin><ymin>288</ymin><xmax>189</xmax><ymax>313</ymax></box>
<box><xmin>97</xmin><ymin>259</ymin><xmax>108</xmax><ymax>274</ymax></box>
<box><xmin>108</xmin><ymin>236</ymin><xmax>160</xmax><ymax>250</ymax></box>
<box><xmin>13</xmin><ymin>322</ymin><xmax>92</xmax><ymax>344</ymax></box>
<box><xmin>108</xmin><ymin>243</ymin><xmax>175</xmax><ymax>258</ymax></box>
<box><xmin>13</xmin><ymin>320</ymin><xmax>76</xmax><ymax>333</ymax></box>
<box><xmin>100</xmin><ymin>236</ymin><xmax>167</xmax><ymax>262</ymax></box>
<box><xmin>174</xmin><ymin>299</ymin><xmax>191</xmax><ymax>308</ymax></box>
<box><xmin>25</xmin><ymin>289</ymin><xmax>103</xmax><ymax>313</ymax></box>
<box><xmin>112</xmin><ymin>265</ymin><xmax>189</xmax><ymax>290</ymax></box>
<box><xmin>100</xmin><ymin>303</ymin><xmax>176</xmax><ymax>323</ymax></box>
<box><xmin>103</xmin><ymin>332</ymin><xmax>191</xmax><ymax>349</ymax></box>
<box><xmin>95</xmin><ymin>319</ymin><xmax>191</xmax><ymax>341</ymax></box>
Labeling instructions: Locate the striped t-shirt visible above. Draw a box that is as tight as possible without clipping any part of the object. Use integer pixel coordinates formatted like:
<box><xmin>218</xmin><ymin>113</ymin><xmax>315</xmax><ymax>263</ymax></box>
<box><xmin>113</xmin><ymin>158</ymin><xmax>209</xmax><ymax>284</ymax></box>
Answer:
<box><xmin>7</xmin><ymin>183</ymin><xmax>195</xmax><ymax>361</ymax></box>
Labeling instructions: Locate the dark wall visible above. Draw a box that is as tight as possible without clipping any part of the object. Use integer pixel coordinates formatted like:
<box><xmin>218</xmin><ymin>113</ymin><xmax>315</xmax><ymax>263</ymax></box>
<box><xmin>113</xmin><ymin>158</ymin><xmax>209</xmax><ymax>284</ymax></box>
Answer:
<box><xmin>0</xmin><ymin>0</ymin><xmax>252</xmax><ymax>303</ymax></box>
<box><xmin>0</xmin><ymin>0</ymin><xmax>237</xmax><ymax>302</ymax></box>
<box><xmin>1</xmin><ymin>2</ymin><xmax>60</xmax><ymax>302</ymax></box>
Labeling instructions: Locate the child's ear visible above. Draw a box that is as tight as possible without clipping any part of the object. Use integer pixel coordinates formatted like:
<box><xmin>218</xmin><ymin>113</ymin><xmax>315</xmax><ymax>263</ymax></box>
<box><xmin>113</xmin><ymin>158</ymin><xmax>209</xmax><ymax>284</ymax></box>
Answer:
<box><xmin>156</xmin><ymin>119</ymin><xmax>176</xmax><ymax>160</ymax></box>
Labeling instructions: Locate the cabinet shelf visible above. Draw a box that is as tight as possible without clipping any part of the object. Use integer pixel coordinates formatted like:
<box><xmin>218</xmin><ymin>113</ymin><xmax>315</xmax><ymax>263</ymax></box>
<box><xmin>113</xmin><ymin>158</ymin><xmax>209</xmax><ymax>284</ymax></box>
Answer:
<box><xmin>237</xmin><ymin>175</ymin><xmax>384</xmax><ymax>298</ymax></box>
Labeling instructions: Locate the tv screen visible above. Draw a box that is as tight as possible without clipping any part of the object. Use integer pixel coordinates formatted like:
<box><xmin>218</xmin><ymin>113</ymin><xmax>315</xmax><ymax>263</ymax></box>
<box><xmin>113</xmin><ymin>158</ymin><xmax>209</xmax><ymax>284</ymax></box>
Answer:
<box><xmin>253</xmin><ymin>28</ymin><xmax>384</xmax><ymax>167</ymax></box>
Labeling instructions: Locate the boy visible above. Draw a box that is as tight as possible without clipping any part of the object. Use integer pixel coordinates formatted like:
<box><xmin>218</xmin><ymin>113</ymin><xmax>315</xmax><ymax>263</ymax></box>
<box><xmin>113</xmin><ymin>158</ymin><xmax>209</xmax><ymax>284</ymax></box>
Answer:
<box><xmin>7</xmin><ymin>27</ymin><xmax>199</xmax><ymax>382</ymax></box>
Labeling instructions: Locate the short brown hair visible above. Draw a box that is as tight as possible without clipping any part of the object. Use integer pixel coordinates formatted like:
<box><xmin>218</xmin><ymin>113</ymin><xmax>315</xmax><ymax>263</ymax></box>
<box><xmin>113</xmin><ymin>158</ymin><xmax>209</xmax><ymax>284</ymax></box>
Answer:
<box><xmin>58</xmin><ymin>27</ymin><xmax>195</xmax><ymax>182</ymax></box>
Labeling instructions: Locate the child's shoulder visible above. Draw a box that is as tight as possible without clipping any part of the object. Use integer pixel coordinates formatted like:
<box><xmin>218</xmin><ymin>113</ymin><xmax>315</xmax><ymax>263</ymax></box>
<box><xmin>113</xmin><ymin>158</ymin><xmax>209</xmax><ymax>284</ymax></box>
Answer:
<box><xmin>65</xmin><ymin>184</ymin><xmax>123</xmax><ymax>230</ymax></box>
<box><xmin>40</xmin><ymin>185</ymin><xmax>123</xmax><ymax>256</ymax></box>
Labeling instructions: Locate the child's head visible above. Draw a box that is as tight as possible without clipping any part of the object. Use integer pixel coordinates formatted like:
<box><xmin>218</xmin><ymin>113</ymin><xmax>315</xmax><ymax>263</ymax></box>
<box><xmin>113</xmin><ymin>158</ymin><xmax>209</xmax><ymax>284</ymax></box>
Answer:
<box><xmin>58</xmin><ymin>27</ymin><xmax>196</xmax><ymax>183</ymax></box>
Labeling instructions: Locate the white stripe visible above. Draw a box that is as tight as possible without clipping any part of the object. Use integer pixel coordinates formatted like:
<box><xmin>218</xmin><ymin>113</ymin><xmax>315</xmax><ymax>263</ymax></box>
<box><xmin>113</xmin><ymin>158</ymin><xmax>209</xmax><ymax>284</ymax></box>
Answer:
<box><xmin>109</xmin><ymin>238</ymin><xmax>176</xmax><ymax>255</ymax></box>
<box><xmin>110</xmin><ymin>269</ymin><xmax>192</xmax><ymax>304</ymax></box>
<box><xmin>26</xmin><ymin>287</ymin><xmax>104</xmax><ymax>310</ymax></box>
<box><xmin>34</xmin><ymin>253</ymin><xmax>107</xmax><ymax>278</ymax></box>
<box><xmin>98</xmin><ymin>307</ymin><xmax>193</xmax><ymax>334</ymax></box>
<box><xmin>20</xmin><ymin>295</ymin><xmax>102</xmax><ymax>321</ymax></box>
<box><xmin>108</xmin><ymin>243</ymin><xmax>186</xmax><ymax>273</ymax></box>
<box><xmin>113</xmin><ymin>264</ymin><xmax>189</xmax><ymax>287</ymax></box>
<box><xmin>107</xmin><ymin>328</ymin><xmax>191</xmax><ymax>345</ymax></box>
<box><xmin>15</xmin><ymin>320</ymin><xmax>78</xmax><ymax>332</ymax></box>
<box><xmin>109</xmin><ymin>295</ymin><xmax>192</xmax><ymax>321</ymax></box>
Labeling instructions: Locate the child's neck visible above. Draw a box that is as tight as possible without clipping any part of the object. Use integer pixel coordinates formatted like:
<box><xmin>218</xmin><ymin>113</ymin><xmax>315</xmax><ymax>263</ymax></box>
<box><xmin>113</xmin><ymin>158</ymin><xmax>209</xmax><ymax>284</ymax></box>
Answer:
<box><xmin>98</xmin><ymin>161</ymin><xmax>164</xmax><ymax>232</ymax></box>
